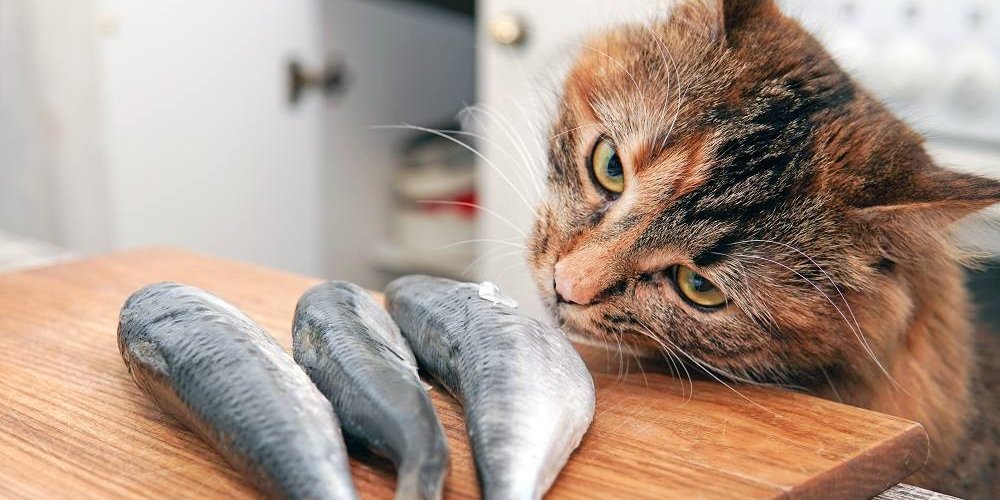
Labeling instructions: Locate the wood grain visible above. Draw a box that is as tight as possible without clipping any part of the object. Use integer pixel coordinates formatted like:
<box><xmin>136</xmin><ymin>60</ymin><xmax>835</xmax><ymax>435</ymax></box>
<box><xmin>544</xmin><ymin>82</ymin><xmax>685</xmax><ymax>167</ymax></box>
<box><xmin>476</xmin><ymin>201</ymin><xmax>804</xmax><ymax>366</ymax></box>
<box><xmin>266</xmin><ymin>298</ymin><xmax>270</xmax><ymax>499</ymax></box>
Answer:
<box><xmin>0</xmin><ymin>248</ymin><xmax>929</xmax><ymax>499</ymax></box>
<box><xmin>875</xmin><ymin>484</ymin><xmax>959</xmax><ymax>500</ymax></box>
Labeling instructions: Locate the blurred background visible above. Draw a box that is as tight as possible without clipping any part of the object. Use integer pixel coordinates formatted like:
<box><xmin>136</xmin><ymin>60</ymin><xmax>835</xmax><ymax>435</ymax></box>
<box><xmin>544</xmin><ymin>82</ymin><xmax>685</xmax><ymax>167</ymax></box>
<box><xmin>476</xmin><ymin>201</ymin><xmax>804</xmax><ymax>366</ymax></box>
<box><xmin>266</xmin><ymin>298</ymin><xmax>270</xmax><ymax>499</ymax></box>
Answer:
<box><xmin>1</xmin><ymin>0</ymin><xmax>998</xmax><ymax>321</ymax></box>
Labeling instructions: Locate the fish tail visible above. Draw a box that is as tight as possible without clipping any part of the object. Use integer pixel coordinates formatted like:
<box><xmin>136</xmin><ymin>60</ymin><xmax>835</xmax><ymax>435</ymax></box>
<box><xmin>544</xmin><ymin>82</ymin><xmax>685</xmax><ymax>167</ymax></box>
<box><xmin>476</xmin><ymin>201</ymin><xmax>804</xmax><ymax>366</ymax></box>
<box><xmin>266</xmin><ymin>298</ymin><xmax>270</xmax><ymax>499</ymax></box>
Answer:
<box><xmin>394</xmin><ymin>467</ymin><xmax>423</xmax><ymax>500</ymax></box>
<box><xmin>395</xmin><ymin>457</ymin><xmax>447</xmax><ymax>500</ymax></box>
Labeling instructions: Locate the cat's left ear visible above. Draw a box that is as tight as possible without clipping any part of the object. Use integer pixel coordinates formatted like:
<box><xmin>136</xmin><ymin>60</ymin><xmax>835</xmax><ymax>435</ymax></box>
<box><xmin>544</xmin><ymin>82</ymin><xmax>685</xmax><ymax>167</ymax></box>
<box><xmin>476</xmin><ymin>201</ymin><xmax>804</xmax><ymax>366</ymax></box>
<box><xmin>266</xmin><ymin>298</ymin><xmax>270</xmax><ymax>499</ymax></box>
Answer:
<box><xmin>855</xmin><ymin>166</ymin><xmax>1000</xmax><ymax>230</ymax></box>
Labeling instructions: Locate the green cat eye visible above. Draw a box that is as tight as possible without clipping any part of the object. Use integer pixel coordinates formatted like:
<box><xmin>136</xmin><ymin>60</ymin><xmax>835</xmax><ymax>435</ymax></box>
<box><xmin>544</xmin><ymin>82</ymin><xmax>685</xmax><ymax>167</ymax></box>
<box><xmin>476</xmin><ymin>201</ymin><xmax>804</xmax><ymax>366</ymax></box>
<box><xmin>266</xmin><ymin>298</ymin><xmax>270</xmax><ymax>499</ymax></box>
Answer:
<box><xmin>590</xmin><ymin>137</ymin><xmax>624</xmax><ymax>194</ymax></box>
<box><xmin>674</xmin><ymin>265</ymin><xmax>726</xmax><ymax>308</ymax></box>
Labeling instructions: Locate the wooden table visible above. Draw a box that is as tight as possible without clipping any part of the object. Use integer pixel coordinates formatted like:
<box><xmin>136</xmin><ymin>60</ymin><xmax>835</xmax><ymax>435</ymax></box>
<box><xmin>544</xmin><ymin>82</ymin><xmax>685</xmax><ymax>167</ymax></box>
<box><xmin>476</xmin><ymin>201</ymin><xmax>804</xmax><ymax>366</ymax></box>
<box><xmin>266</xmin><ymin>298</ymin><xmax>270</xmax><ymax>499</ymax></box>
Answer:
<box><xmin>0</xmin><ymin>249</ymin><xmax>929</xmax><ymax>499</ymax></box>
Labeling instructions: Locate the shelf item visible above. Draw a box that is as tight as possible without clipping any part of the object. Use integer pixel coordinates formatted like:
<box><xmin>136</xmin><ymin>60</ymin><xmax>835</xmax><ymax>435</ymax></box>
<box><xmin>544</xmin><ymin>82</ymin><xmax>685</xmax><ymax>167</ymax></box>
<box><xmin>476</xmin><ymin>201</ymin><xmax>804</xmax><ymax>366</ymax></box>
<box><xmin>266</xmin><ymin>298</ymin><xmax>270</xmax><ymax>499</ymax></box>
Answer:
<box><xmin>382</xmin><ymin>123</ymin><xmax>479</xmax><ymax>279</ymax></box>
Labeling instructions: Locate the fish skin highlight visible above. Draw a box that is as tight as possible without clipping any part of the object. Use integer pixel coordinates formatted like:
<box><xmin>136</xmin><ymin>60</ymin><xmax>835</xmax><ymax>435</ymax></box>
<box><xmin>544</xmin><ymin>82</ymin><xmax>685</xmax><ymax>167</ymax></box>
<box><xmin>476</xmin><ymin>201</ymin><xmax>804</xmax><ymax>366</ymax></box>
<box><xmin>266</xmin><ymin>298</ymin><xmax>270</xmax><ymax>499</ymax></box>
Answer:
<box><xmin>292</xmin><ymin>280</ymin><xmax>450</xmax><ymax>500</ymax></box>
<box><xmin>117</xmin><ymin>282</ymin><xmax>359</xmax><ymax>500</ymax></box>
<box><xmin>385</xmin><ymin>275</ymin><xmax>596</xmax><ymax>500</ymax></box>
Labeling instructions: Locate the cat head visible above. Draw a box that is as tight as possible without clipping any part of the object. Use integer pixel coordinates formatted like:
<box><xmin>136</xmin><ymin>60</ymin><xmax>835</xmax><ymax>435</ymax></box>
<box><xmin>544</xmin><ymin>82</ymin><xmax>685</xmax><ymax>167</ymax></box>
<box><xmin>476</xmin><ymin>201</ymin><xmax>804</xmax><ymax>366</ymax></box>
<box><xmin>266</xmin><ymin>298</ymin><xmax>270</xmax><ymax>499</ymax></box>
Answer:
<box><xmin>528</xmin><ymin>0</ymin><xmax>1000</xmax><ymax>381</ymax></box>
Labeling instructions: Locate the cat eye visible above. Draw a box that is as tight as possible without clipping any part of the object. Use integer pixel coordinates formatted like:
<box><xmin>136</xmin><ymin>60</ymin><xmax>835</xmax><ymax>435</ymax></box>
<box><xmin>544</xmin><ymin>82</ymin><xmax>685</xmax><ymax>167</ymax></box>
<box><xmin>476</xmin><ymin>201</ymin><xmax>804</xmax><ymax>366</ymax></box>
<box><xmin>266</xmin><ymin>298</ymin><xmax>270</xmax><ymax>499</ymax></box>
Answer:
<box><xmin>673</xmin><ymin>265</ymin><xmax>726</xmax><ymax>308</ymax></box>
<box><xmin>590</xmin><ymin>137</ymin><xmax>624</xmax><ymax>194</ymax></box>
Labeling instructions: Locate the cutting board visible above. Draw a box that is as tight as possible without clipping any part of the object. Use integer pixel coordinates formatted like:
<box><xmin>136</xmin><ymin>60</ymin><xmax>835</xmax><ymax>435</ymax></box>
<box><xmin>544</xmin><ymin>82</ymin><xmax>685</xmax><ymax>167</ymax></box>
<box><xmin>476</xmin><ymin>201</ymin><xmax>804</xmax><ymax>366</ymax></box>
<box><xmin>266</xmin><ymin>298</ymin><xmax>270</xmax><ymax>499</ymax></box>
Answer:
<box><xmin>0</xmin><ymin>248</ymin><xmax>928</xmax><ymax>499</ymax></box>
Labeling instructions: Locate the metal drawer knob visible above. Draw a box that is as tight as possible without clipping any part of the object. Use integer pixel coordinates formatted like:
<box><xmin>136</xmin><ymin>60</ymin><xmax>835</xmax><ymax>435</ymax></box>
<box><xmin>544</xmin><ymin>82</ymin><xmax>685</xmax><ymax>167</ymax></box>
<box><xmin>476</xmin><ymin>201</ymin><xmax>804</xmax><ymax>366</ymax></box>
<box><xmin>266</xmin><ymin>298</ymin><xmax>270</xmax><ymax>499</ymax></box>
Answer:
<box><xmin>287</xmin><ymin>59</ymin><xmax>347</xmax><ymax>105</ymax></box>
<box><xmin>489</xmin><ymin>14</ymin><xmax>526</xmax><ymax>46</ymax></box>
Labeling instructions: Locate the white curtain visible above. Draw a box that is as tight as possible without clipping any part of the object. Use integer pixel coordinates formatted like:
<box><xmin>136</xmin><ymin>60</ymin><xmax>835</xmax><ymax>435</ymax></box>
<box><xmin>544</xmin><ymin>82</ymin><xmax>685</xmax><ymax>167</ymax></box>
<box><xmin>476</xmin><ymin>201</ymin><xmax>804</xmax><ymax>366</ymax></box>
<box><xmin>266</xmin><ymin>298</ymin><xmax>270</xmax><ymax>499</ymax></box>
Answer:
<box><xmin>0</xmin><ymin>0</ymin><xmax>111</xmax><ymax>252</ymax></box>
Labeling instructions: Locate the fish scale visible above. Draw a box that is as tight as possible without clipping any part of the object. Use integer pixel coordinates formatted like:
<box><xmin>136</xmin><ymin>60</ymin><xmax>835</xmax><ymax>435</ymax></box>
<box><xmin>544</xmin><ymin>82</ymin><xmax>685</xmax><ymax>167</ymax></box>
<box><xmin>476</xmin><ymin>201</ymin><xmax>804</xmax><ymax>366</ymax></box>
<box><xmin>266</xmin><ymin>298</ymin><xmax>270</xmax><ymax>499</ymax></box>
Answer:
<box><xmin>292</xmin><ymin>281</ymin><xmax>449</xmax><ymax>500</ymax></box>
<box><xmin>117</xmin><ymin>282</ymin><xmax>358</xmax><ymax>500</ymax></box>
<box><xmin>386</xmin><ymin>276</ymin><xmax>596</xmax><ymax>500</ymax></box>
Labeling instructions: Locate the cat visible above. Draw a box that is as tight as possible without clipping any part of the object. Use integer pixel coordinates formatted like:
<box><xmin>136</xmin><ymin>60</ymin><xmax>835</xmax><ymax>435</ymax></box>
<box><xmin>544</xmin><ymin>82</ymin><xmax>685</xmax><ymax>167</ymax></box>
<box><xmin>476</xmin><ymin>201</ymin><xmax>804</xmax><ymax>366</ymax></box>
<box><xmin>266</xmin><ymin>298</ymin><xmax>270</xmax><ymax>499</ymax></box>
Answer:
<box><xmin>526</xmin><ymin>0</ymin><xmax>1000</xmax><ymax>497</ymax></box>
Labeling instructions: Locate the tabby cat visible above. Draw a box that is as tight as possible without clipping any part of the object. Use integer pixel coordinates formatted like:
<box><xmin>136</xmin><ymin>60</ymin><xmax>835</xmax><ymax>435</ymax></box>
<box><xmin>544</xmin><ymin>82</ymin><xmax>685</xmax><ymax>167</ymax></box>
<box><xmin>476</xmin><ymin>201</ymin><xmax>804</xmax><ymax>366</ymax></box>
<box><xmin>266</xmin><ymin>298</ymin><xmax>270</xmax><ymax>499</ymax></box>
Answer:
<box><xmin>527</xmin><ymin>0</ymin><xmax>1000</xmax><ymax>496</ymax></box>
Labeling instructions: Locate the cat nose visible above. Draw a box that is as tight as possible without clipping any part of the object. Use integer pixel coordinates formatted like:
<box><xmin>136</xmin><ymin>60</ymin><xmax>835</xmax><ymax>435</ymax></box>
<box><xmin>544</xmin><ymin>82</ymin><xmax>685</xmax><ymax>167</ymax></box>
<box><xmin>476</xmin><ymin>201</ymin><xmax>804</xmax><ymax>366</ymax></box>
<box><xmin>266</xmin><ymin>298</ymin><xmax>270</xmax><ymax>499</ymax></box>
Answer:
<box><xmin>553</xmin><ymin>258</ymin><xmax>600</xmax><ymax>305</ymax></box>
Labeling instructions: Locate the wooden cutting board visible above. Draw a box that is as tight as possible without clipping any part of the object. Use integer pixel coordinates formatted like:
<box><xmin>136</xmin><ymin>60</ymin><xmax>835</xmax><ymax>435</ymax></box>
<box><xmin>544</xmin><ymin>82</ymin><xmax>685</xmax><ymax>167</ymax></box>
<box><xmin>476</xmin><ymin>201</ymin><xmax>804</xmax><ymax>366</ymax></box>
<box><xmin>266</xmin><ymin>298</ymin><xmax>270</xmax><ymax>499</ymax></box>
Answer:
<box><xmin>0</xmin><ymin>248</ymin><xmax>928</xmax><ymax>499</ymax></box>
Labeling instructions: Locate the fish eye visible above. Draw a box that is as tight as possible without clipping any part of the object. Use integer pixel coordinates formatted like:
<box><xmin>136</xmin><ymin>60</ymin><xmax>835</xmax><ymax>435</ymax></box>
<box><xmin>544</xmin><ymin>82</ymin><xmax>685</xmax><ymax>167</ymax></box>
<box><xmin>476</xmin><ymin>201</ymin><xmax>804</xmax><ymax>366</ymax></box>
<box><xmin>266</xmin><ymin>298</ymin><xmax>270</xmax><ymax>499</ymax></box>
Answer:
<box><xmin>590</xmin><ymin>137</ymin><xmax>624</xmax><ymax>194</ymax></box>
<box><xmin>672</xmin><ymin>265</ymin><xmax>726</xmax><ymax>309</ymax></box>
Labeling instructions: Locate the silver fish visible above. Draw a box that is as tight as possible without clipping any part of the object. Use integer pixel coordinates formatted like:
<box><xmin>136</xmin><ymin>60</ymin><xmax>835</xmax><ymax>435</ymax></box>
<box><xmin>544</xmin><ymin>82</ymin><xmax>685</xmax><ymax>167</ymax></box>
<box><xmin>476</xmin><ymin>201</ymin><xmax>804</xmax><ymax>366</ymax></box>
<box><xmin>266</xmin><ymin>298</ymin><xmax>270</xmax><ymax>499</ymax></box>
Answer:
<box><xmin>385</xmin><ymin>276</ymin><xmax>596</xmax><ymax>500</ymax></box>
<box><xmin>117</xmin><ymin>282</ymin><xmax>359</xmax><ymax>500</ymax></box>
<box><xmin>292</xmin><ymin>281</ymin><xmax>450</xmax><ymax>500</ymax></box>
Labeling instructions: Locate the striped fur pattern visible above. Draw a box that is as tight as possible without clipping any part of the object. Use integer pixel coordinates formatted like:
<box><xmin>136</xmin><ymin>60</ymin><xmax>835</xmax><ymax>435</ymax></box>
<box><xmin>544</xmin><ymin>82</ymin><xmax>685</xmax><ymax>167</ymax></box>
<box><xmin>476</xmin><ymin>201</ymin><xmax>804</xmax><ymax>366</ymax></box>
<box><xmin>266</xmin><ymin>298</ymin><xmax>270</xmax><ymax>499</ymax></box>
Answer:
<box><xmin>527</xmin><ymin>1</ymin><xmax>1000</xmax><ymax>496</ymax></box>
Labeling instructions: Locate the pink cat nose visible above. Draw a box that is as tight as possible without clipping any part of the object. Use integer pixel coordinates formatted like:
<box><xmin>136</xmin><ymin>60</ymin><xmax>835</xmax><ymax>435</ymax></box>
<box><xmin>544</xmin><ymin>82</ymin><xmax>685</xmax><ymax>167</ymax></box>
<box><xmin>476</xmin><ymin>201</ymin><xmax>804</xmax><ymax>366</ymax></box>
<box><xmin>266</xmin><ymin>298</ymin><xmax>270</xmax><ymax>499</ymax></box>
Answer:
<box><xmin>553</xmin><ymin>259</ymin><xmax>598</xmax><ymax>305</ymax></box>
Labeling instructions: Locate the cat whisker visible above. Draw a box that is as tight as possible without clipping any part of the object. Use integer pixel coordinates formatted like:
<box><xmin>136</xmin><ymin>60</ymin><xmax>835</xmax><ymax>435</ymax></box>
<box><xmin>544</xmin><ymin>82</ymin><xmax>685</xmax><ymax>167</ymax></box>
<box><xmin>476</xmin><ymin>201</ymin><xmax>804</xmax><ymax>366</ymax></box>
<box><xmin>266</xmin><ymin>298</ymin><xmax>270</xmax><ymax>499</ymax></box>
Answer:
<box><xmin>733</xmin><ymin>252</ymin><xmax>911</xmax><ymax>396</ymax></box>
<box><xmin>642</xmin><ymin>23</ymin><xmax>687</xmax><ymax>152</ymax></box>
<box><xmin>488</xmin><ymin>101</ymin><xmax>551</xmax><ymax>194</ymax></box>
<box><xmin>662</xmin><ymin>342</ymin><xmax>692</xmax><ymax>401</ymax></box>
<box><xmin>375</xmin><ymin>120</ymin><xmax>542</xmax><ymax>201</ymax></box>
<box><xmin>634</xmin><ymin>319</ymin><xmax>778</xmax><ymax>416</ymax></box>
<box><xmin>416</xmin><ymin>200</ymin><xmax>527</xmax><ymax>238</ymax></box>
<box><xmin>495</xmin><ymin>259</ymin><xmax>529</xmax><ymax>277</ymax></box>
<box><xmin>624</xmin><ymin>338</ymin><xmax>650</xmax><ymax>387</ymax></box>
<box><xmin>819</xmin><ymin>366</ymin><xmax>843</xmax><ymax>403</ymax></box>
<box><xmin>511</xmin><ymin>101</ymin><xmax>552</xmax><ymax>188</ymax></box>
<box><xmin>630</xmin><ymin>324</ymin><xmax>694</xmax><ymax>401</ymax></box>
<box><xmin>459</xmin><ymin>105</ymin><xmax>546</xmax><ymax>196</ymax></box>
<box><xmin>614</xmin><ymin>330</ymin><xmax>627</xmax><ymax>381</ymax></box>
<box><xmin>370</xmin><ymin>124</ymin><xmax>538</xmax><ymax>217</ymax></box>
<box><xmin>460</xmin><ymin>247</ymin><xmax>524</xmax><ymax>277</ymax></box>
<box><xmin>584</xmin><ymin>328</ymin><xmax>617</xmax><ymax>376</ymax></box>
<box><xmin>709</xmin><ymin>251</ymin><xmax>778</xmax><ymax>328</ymax></box>
<box><xmin>548</xmin><ymin>123</ymin><xmax>602</xmax><ymax>141</ymax></box>
<box><xmin>661</xmin><ymin>340</ymin><xmax>779</xmax><ymax>416</ymax></box>
<box><xmin>735</xmin><ymin>239</ymin><xmax>873</xmax><ymax>366</ymax></box>
<box><xmin>434</xmin><ymin>238</ymin><xmax>526</xmax><ymax>251</ymax></box>
<box><xmin>407</xmin><ymin>122</ymin><xmax>540</xmax><ymax>198</ymax></box>
<box><xmin>581</xmin><ymin>44</ymin><xmax>652</xmax><ymax>135</ymax></box>
<box><xmin>626</xmin><ymin>322</ymin><xmax>690</xmax><ymax>397</ymax></box>
<box><xmin>478</xmin><ymin>35</ymin><xmax>567</xmax><ymax>192</ymax></box>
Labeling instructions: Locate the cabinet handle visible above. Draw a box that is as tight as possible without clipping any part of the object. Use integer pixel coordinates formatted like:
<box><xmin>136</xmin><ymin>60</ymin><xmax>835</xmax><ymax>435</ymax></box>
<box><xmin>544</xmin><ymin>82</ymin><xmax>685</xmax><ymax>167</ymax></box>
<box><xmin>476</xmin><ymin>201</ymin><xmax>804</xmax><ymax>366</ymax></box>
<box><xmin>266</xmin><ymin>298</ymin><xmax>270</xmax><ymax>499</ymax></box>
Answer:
<box><xmin>489</xmin><ymin>14</ymin><xmax>526</xmax><ymax>46</ymax></box>
<box><xmin>287</xmin><ymin>59</ymin><xmax>347</xmax><ymax>105</ymax></box>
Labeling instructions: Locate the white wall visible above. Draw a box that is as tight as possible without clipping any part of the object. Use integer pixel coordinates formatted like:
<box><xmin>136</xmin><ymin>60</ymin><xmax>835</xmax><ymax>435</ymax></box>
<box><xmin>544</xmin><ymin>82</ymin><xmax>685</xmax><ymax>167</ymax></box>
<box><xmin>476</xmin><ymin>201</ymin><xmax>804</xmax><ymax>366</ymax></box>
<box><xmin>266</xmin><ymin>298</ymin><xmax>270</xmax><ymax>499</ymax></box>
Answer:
<box><xmin>0</xmin><ymin>0</ymin><xmax>112</xmax><ymax>252</ymax></box>
<box><xmin>96</xmin><ymin>0</ymin><xmax>327</xmax><ymax>275</ymax></box>
<box><xmin>1</xmin><ymin>0</ymin><xmax>475</xmax><ymax>281</ymax></box>
<box><xmin>0</xmin><ymin>0</ymin><xmax>53</xmax><ymax>243</ymax></box>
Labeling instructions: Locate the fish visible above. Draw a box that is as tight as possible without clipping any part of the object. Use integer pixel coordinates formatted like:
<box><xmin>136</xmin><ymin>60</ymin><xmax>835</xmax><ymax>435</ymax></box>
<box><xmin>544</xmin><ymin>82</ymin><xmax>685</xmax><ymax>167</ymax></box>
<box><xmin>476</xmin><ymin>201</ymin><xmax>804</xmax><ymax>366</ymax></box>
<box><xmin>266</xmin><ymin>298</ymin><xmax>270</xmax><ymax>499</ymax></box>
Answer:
<box><xmin>117</xmin><ymin>282</ymin><xmax>359</xmax><ymax>500</ymax></box>
<box><xmin>292</xmin><ymin>280</ymin><xmax>450</xmax><ymax>500</ymax></box>
<box><xmin>385</xmin><ymin>276</ymin><xmax>596</xmax><ymax>500</ymax></box>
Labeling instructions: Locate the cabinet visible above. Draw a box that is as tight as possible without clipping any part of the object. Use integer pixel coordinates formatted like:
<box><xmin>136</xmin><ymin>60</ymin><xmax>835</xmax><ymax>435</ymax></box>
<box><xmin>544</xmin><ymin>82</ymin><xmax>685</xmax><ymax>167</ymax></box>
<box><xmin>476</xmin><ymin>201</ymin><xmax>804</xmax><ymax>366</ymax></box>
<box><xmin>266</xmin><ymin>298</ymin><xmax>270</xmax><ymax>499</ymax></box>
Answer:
<box><xmin>92</xmin><ymin>0</ymin><xmax>474</xmax><ymax>282</ymax></box>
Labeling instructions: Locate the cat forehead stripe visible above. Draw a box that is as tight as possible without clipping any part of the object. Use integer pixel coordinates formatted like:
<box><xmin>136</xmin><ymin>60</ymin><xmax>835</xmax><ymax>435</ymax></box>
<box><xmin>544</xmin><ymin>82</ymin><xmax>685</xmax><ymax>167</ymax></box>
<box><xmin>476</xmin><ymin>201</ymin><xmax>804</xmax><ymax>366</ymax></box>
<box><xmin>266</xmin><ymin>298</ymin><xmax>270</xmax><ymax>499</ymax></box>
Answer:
<box><xmin>627</xmin><ymin>77</ymin><xmax>855</xmax><ymax>259</ymax></box>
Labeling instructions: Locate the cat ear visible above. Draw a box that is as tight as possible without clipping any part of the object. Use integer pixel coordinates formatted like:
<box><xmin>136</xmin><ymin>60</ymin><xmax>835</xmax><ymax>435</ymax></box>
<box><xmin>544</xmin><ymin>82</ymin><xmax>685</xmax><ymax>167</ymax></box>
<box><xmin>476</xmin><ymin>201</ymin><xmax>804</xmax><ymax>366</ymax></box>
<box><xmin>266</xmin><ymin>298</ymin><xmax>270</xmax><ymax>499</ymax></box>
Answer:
<box><xmin>667</xmin><ymin>0</ymin><xmax>778</xmax><ymax>41</ymax></box>
<box><xmin>855</xmin><ymin>165</ymin><xmax>1000</xmax><ymax>260</ymax></box>
<box><xmin>720</xmin><ymin>0</ymin><xmax>780</xmax><ymax>34</ymax></box>
<box><xmin>856</xmin><ymin>167</ymin><xmax>1000</xmax><ymax>228</ymax></box>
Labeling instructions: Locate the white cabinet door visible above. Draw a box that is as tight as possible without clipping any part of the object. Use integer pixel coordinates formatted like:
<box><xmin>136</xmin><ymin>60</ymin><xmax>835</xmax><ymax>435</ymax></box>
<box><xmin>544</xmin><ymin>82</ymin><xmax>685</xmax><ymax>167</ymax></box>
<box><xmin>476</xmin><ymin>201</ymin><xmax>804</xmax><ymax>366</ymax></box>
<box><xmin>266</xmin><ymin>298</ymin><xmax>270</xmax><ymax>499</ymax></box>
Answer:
<box><xmin>97</xmin><ymin>0</ymin><xmax>474</xmax><ymax>280</ymax></box>
<box><xmin>97</xmin><ymin>0</ymin><xmax>326</xmax><ymax>274</ymax></box>
<box><xmin>476</xmin><ymin>0</ymin><xmax>671</xmax><ymax>318</ymax></box>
